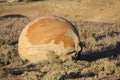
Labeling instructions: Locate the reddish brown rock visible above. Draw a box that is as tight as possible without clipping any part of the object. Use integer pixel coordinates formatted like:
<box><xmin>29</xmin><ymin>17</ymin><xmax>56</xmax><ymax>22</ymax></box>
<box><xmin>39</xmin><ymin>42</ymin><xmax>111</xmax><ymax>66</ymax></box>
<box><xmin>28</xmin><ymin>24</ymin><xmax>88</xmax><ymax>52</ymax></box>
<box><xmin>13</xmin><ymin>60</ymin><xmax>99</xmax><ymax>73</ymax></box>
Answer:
<box><xmin>18</xmin><ymin>16</ymin><xmax>81</xmax><ymax>64</ymax></box>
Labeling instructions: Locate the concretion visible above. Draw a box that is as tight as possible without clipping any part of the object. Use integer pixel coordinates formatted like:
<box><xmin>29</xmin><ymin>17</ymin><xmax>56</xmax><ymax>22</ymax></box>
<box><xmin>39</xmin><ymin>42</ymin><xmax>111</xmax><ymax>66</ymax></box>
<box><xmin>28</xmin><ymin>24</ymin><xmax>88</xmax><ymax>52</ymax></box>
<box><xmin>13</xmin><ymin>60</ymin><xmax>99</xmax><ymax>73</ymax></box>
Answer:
<box><xmin>18</xmin><ymin>16</ymin><xmax>81</xmax><ymax>64</ymax></box>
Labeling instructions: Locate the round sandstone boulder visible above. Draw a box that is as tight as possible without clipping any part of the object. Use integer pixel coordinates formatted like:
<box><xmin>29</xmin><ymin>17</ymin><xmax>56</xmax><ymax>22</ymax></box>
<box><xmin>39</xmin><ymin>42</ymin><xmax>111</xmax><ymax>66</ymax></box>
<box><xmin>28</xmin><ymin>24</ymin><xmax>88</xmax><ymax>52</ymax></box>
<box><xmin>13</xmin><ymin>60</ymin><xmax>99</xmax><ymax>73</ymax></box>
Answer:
<box><xmin>18</xmin><ymin>16</ymin><xmax>81</xmax><ymax>64</ymax></box>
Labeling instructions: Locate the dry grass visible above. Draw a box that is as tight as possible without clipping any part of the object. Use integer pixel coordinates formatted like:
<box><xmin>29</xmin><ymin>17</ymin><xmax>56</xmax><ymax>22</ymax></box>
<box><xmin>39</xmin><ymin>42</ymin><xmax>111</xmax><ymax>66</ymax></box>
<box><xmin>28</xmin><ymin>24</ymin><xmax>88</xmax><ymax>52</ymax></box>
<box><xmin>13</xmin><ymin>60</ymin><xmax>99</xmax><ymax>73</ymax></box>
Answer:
<box><xmin>0</xmin><ymin>0</ymin><xmax>120</xmax><ymax>80</ymax></box>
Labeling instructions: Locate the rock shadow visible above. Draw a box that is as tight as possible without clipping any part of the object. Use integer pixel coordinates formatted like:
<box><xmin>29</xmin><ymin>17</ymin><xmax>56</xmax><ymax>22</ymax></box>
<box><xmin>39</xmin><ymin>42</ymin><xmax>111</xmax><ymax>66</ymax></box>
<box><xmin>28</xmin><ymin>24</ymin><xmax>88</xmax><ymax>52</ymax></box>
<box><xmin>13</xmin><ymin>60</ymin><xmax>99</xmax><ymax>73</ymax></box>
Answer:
<box><xmin>73</xmin><ymin>21</ymin><xmax>120</xmax><ymax>61</ymax></box>
<box><xmin>78</xmin><ymin>41</ymin><xmax>120</xmax><ymax>61</ymax></box>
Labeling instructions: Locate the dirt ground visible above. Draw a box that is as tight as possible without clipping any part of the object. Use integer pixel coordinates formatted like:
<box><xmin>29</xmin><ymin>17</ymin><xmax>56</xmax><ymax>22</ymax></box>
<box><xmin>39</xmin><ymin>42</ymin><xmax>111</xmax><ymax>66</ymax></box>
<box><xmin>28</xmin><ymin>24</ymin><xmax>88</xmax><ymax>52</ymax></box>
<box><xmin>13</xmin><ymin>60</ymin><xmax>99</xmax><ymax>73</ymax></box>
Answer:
<box><xmin>0</xmin><ymin>0</ymin><xmax>120</xmax><ymax>80</ymax></box>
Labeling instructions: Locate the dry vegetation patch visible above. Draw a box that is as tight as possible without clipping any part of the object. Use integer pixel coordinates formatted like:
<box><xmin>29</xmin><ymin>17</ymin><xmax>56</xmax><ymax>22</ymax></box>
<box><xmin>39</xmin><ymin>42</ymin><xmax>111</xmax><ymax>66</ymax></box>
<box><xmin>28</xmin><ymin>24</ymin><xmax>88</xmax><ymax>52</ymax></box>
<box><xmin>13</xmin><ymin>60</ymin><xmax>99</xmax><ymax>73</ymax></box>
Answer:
<box><xmin>0</xmin><ymin>15</ymin><xmax>120</xmax><ymax>79</ymax></box>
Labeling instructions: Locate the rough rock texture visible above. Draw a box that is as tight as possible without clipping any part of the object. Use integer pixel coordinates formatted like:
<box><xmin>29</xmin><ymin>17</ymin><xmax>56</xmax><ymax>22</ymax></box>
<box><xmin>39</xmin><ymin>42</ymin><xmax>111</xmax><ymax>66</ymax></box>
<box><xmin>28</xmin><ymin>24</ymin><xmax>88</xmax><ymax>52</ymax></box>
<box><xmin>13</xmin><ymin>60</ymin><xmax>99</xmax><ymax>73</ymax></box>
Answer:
<box><xmin>18</xmin><ymin>16</ymin><xmax>81</xmax><ymax>64</ymax></box>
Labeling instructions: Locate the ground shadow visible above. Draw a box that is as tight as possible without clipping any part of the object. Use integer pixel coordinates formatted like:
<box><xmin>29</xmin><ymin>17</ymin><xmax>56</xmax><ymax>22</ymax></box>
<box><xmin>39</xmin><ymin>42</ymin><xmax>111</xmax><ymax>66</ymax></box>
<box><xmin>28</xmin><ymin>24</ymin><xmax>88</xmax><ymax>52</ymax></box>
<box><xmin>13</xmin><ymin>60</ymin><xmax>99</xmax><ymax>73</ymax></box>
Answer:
<box><xmin>0</xmin><ymin>14</ymin><xmax>29</xmax><ymax>20</ymax></box>
<box><xmin>78</xmin><ymin>41</ymin><xmax>120</xmax><ymax>61</ymax></box>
